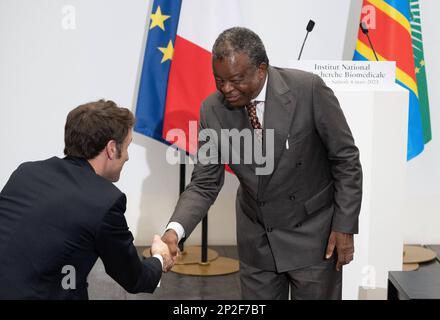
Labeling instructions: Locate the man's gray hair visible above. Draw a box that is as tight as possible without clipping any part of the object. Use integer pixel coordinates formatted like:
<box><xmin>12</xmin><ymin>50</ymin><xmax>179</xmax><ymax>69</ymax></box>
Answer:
<box><xmin>212</xmin><ymin>27</ymin><xmax>269</xmax><ymax>67</ymax></box>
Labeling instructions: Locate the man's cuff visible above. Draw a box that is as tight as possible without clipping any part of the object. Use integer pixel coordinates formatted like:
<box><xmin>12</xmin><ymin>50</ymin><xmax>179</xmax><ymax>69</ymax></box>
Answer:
<box><xmin>152</xmin><ymin>254</ymin><xmax>163</xmax><ymax>269</ymax></box>
<box><xmin>166</xmin><ymin>222</ymin><xmax>185</xmax><ymax>243</ymax></box>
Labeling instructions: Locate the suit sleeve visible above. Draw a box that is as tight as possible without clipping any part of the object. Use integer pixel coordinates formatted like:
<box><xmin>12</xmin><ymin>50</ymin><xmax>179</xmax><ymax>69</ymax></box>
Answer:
<box><xmin>312</xmin><ymin>74</ymin><xmax>363</xmax><ymax>234</ymax></box>
<box><xmin>169</xmin><ymin>102</ymin><xmax>225</xmax><ymax>239</ymax></box>
<box><xmin>95</xmin><ymin>194</ymin><xmax>162</xmax><ymax>294</ymax></box>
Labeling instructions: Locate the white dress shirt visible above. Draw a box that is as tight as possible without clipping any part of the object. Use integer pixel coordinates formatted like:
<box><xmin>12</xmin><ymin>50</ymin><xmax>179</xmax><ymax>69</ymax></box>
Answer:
<box><xmin>153</xmin><ymin>254</ymin><xmax>163</xmax><ymax>268</ymax></box>
<box><xmin>253</xmin><ymin>73</ymin><xmax>268</xmax><ymax>128</ymax></box>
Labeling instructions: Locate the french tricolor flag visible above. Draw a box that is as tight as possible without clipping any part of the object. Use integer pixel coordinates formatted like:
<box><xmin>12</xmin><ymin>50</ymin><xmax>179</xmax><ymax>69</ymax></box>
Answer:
<box><xmin>135</xmin><ymin>0</ymin><xmax>241</xmax><ymax>155</ymax></box>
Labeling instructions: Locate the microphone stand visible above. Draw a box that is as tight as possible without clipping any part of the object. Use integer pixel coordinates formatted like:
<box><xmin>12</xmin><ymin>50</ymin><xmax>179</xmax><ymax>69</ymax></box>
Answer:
<box><xmin>360</xmin><ymin>22</ymin><xmax>379</xmax><ymax>61</ymax></box>
<box><xmin>298</xmin><ymin>32</ymin><xmax>310</xmax><ymax>60</ymax></box>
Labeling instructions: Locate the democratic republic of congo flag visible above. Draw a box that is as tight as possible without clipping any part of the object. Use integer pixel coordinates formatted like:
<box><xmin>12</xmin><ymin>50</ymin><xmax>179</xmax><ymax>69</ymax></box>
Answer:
<box><xmin>409</xmin><ymin>0</ymin><xmax>431</xmax><ymax>143</ymax></box>
<box><xmin>354</xmin><ymin>0</ymin><xmax>429</xmax><ymax>161</ymax></box>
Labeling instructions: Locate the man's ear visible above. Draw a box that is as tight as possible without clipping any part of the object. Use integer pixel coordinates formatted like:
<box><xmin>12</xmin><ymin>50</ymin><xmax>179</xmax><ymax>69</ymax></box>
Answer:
<box><xmin>258</xmin><ymin>62</ymin><xmax>268</xmax><ymax>79</ymax></box>
<box><xmin>105</xmin><ymin>140</ymin><xmax>117</xmax><ymax>160</ymax></box>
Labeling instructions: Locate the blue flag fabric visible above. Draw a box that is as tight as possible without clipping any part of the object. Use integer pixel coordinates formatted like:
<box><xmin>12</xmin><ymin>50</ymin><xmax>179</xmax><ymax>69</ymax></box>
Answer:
<box><xmin>135</xmin><ymin>0</ymin><xmax>182</xmax><ymax>143</ymax></box>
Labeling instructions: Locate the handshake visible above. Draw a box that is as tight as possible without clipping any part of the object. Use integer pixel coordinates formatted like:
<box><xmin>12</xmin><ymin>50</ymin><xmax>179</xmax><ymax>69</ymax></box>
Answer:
<box><xmin>150</xmin><ymin>229</ymin><xmax>180</xmax><ymax>272</ymax></box>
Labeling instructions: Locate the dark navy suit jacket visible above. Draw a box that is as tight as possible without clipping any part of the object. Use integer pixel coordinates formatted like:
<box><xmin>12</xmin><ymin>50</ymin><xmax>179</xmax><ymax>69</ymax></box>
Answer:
<box><xmin>0</xmin><ymin>156</ymin><xmax>161</xmax><ymax>299</ymax></box>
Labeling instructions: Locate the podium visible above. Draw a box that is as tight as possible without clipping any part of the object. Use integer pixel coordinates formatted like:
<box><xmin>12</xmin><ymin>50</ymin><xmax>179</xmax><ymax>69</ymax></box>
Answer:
<box><xmin>289</xmin><ymin>61</ymin><xmax>408</xmax><ymax>299</ymax></box>
<box><xmin>336</xmin><ymin>85</ymin><xmax>407</xmax><ymax>299</ymax></box>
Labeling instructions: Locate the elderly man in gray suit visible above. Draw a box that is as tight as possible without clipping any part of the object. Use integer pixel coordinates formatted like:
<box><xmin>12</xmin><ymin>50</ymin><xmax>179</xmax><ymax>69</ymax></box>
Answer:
<box><xmin>162</xmin><ymin>27</ymin><xmax>362</xmax><ymax>300</ymax></box>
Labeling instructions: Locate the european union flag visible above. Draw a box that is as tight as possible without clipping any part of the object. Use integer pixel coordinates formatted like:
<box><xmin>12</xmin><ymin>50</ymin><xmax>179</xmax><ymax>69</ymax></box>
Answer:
<box><xmin>135</xmin><ymin>0</ymin><xmax>182</xmax><ymax>143</ymax></box>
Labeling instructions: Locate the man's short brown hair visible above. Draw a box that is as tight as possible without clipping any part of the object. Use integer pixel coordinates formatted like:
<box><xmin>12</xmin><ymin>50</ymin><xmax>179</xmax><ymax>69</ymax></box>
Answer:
<box><xmin>64</xmin><ymin>100</ymin><xmax>135</xmax><ymax>159</ymax></box>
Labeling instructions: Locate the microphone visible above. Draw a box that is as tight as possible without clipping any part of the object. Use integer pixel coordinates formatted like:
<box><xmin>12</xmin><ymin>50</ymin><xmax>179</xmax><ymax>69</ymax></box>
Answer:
<box><xmin>360</xmin><ymin>22</ymin><xmax>379</xmax><ymax>61</ymax></box>
<box><xmin>298</xmin><ymin>19</ymin><xmax>315</xmax><ymax>60</ymax></box>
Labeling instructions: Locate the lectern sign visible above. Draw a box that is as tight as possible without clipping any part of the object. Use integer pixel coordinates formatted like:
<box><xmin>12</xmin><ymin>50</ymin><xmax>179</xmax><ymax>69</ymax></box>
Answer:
<box><xmin>289</xmin><ymin>60</ymin><xmax>396</xmax><ymax>88</ymax></box>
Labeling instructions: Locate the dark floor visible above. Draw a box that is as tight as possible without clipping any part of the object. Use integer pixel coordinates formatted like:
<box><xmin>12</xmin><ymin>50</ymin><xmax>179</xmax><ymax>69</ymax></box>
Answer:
<box><xmin>87</xmin><ymin>245</ymin><xmax>440</xmax><ymax>300</ymax></box>
<box><xmin>88</xmin><ymin>246</ymin><xmax>241</xmax><ymax>300</ymax></box>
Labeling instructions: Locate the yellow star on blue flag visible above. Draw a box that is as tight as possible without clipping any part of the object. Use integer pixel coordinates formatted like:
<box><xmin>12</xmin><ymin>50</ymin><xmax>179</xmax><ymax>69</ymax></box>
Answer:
<box><xmin>150</xmin><ymin>6</ymin><xmax>170</xmax><ymax>31</ymax></box>
<box><xmin>158</xmin><ymin>40</ymin><xmax>174</xmax><ymax>63</ymax></box>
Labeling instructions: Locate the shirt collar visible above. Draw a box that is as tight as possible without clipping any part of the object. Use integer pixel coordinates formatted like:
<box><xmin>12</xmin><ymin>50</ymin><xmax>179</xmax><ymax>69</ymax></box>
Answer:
<box><xmin>253</xmin><ymin>73</ymin><xmax>268</xmax><ymax>103</ymax></box>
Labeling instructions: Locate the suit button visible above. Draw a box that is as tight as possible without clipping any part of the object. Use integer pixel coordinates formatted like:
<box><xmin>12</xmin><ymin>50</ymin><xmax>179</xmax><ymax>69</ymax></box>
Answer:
<box><xmin>289</xmin><ymin>195</ymin><xmax>296</xmax><ymax>201</ymax></box>
<box><xmin>259</xmin><ymin>201</ymin><xmax>266</xmax><ymax>207</ymax></box>
<box><xmin>295</xmin><ymin>223</ymin><xmax>302</xmax><ymax>228</ymax></box>
<box><xmin>266</xmin><ymin>227</ymin><xmax>273</xmax><ymax>232</ymax></box>
<box><xmin>296</xmin><ymin>161</ymin><xmax>303</xmax><ymax>167</ymax></box>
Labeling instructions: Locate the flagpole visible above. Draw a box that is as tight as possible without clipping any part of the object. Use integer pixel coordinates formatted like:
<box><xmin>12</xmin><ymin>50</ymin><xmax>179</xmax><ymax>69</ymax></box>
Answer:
<box><xmin>179</xmin><ymin>160</ymin><xmax>210</xmax><ymax>263</ymax></box>
<box><xmin>178</xmin><ymin>162</ymin><xmax>185</xmax><ymax>253</ymax></box>
<box><xmin>201</xmin><ymin>210</ymin><xmax>208</xmax><ymax>263</ymax></box>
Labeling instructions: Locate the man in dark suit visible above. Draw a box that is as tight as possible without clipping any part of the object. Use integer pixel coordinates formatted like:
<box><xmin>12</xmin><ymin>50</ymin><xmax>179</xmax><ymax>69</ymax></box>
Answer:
<box><xmin>162</xmin><ymin>27</ymin><xmax>362</xmax><ymax>299</ymax></box>
<box><xmin>0</xmin><ymin>100</ymin><xmax>171</xmax><ymax>299</ymax></box>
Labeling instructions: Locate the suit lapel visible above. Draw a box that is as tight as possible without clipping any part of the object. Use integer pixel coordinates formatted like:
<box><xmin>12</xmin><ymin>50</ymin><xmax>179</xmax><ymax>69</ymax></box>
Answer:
<box><xmin>209</xmin><ymin>67</ymin><xmax>297</xmax><ymax>195</ymax></box>
<box><xmin>211</xmin><ymin>94</ymin><xmax>257</xmax><ymax>173</ymax></box>
<box><xmin>260</xmin><ymin>67</ymin><xmax>297</xmax><ymax>194</ymax></box>
<box><xmin>212</xmin><ymin>95</ymin><xmax>252</xmax><ymax>133</ymax></box>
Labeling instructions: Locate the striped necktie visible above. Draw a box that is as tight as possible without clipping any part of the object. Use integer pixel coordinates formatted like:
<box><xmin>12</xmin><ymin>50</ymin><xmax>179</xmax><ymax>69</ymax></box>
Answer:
<box><xmin>245</xmin><ymin>100</ymin><xmax>262</xmax><ymax>130</ymax></box>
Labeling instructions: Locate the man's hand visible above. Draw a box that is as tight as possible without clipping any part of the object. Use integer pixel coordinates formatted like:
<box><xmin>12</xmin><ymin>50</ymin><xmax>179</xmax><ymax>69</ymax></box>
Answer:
<box><xmin>161</xmin><ymin>229</ymin><xmax>179</xmax><ymax>272</ymax></box>
<box><xmin>150</xmin><ymin>234</ymin><xmax>174</xmax><ymax>272</ymax></box>
<box><xmin>325</xmin><ymin>231</ymin><xmax>354</xmax><ymax>271</ymax></box>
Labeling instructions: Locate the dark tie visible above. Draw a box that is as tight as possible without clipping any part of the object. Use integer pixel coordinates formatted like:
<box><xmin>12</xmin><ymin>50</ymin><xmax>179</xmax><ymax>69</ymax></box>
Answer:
<box><xmin>245</xmin><ymin>101</ymin><xmax>262</xmax><ymax>130</ymax></box>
